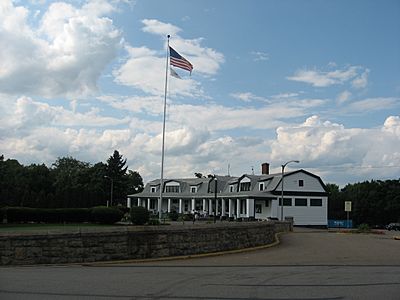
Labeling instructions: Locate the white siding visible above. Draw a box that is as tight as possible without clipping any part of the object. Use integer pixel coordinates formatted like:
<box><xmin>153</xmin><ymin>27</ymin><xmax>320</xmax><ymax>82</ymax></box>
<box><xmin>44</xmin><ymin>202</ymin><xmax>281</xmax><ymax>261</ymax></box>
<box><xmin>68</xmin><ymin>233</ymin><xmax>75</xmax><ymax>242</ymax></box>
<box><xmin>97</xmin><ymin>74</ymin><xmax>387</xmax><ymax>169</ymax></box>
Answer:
<box><xmin>277</xmin><ymin>172</ymin><xmax>325</xmax><ymax>193</ymax></box>
<box><xmin>255</xmin><ymin>199</ymin><xmax>273</xmax><ymax>219</ymax></box>
<box><xmin>279</xmin><ymin>196</ymin><xmax>328</xmax><ymax>226</ymax></box>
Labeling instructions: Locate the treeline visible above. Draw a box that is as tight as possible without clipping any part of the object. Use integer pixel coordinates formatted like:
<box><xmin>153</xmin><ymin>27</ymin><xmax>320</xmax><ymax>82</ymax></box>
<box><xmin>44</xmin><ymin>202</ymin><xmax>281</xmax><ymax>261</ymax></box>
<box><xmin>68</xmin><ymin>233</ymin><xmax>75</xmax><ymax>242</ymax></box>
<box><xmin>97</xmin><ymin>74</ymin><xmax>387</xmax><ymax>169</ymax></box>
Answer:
<box><xmin>327</xmin><ymin>179</ymin><xmax>400</xmax><ymax>226</ymax></box>
<box><xmin>0</xmin><ymin>151</ymin><xmax>143</xmax><ymax>208</ymax></box>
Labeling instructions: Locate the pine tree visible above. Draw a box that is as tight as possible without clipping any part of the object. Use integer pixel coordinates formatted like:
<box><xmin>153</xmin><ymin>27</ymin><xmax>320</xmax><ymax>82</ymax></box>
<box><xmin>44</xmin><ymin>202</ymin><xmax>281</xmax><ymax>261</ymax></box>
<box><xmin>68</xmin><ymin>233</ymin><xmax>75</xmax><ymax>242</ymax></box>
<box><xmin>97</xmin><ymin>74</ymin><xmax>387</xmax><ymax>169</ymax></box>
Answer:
<box><xmin>106</xmin><ymin>150</ymin><xmax>128</xmax><ymax>205</ymax></box>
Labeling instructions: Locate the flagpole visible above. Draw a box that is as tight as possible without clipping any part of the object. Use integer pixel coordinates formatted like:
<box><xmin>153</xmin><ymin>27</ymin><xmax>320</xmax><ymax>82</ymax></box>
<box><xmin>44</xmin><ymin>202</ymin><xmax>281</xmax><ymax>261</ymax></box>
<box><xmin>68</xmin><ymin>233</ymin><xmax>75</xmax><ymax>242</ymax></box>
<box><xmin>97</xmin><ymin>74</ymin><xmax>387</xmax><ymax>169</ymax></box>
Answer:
<box><xmin>159</xmin><ymin>34</ymin><xmax>170</xmax><ymax>220</ymax></box>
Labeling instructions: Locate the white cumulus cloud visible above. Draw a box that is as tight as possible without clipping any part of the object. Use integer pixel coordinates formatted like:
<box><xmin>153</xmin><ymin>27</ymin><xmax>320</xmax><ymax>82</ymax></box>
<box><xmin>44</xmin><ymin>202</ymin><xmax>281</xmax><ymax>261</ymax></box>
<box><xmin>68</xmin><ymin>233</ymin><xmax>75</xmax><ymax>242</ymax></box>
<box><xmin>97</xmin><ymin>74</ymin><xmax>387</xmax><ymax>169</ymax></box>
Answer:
<box><xmin>0</xmin><ymin>0</ymin><xmax>122</xmax><ymax>98</ymax></box>
<box><xmin>269</xmin><ymin>115</ymin><xmax>400</xmax><ymax>185</ymax></box>
<box><xmin>287</xmin><ymin>65</ymin><xmax>368</xmax><ymax>88</ymax></box>
<box><xmin>114</xmin><ymin>19</ymin><xmax>224</xmax><ymax>97</ymax></box>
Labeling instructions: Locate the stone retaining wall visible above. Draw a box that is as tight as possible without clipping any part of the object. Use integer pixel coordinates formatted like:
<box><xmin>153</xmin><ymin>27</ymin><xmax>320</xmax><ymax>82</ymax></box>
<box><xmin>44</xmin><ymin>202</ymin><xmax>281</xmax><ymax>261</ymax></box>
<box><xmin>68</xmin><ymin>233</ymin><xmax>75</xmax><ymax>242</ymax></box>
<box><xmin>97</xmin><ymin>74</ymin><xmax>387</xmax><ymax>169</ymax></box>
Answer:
<box><xmin>0</xmin><ymin>221</ymin><xmax>291</xmax><ymax>265</ymax></box>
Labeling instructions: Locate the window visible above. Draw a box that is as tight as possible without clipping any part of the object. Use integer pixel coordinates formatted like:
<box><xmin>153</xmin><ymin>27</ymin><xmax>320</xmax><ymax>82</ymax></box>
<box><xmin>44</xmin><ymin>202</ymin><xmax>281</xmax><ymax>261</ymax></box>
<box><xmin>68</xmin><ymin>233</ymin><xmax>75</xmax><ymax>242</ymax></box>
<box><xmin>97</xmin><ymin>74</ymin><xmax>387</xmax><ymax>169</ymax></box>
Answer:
<box><xmin>229</xmin><ymin>185</ymin><xmax>235</xmax><ymax>192</ymax></box>
<box><xmin>310</xmin><ymin>199</ymin><xmax>322</xmax><ymax>206</ymax></box>
<box><xmin>255</xmin><ymin>204</ymin><xmax>262</xmax><ymax>214</ymax></box>
<box><xmin>295</xmin><ymin>198</ymin><xmax>307</xmax><ymax>206</ymax></box>
<box><xmin>240</xmin><ymin>182</ymin><xmax>251</xmax><ymax>191</ymax></box>
<box><xmin>165</xmin><ymin>182</ymin><xmax>180</xmax><ymax>193</ymax></box>
<box><xmin>165</xmin><ymin>186</ymin><xmax>179</xmax><ymax>193</ymax></box>
<box><xmin>190</xmin><ymin>186</ymin><xmax>197</xmax><ymax>193</ymax></box>
<box><xmin>299</xmin><ymin>180</ymin><xmax>304</xmax><ymax>187</ymax></box>
<box><xmin>279</xmin><ymin>198</ymin><xmax>292</xmax><ymax>206</ymax></box>
<box><xmin>259</xmin><ymin>182</ymin><xmax>264</xmax><ymax>191</ymax></box>
<box><xmin>150</xmin><ymin>186</ymin><xmax>157</xmax><ymax>193</ymax></box>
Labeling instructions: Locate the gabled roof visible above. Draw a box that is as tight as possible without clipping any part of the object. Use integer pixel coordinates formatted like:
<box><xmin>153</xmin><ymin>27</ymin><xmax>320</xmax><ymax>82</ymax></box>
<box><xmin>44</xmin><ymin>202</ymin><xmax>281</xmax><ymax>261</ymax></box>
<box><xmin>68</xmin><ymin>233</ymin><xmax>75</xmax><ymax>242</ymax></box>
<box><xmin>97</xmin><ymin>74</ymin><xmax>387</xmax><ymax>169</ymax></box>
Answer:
<box><xmin>267</xmin><ymin>169</ymin><xmax>328</xmax><ymax>193</ymax></box>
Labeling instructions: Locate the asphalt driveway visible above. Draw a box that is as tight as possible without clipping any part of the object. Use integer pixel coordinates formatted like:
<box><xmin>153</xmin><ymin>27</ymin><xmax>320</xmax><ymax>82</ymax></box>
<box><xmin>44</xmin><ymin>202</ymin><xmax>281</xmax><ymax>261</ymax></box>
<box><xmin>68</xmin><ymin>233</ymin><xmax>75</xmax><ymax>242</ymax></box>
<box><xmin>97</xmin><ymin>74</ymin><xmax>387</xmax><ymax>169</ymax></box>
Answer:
<box><xmin>142</xmin><ymin>227</ymin><xmax>400</xmax><ymax>266</ymax></box>
<box><xmin>1</xmin><ymin>228</ymin><xmax>400</xmax><ymax>300</ymax></box>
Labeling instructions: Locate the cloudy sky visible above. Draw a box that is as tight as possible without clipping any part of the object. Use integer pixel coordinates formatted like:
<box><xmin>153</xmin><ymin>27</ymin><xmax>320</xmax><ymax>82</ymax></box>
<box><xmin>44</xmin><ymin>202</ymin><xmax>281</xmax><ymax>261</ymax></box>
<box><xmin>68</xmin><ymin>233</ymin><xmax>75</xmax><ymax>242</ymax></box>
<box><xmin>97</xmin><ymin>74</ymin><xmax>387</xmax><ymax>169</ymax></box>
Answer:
<box><xmin>1</xmin><ymin>0</ymin><xmax>399</xmax><ymax>186</ymax></box>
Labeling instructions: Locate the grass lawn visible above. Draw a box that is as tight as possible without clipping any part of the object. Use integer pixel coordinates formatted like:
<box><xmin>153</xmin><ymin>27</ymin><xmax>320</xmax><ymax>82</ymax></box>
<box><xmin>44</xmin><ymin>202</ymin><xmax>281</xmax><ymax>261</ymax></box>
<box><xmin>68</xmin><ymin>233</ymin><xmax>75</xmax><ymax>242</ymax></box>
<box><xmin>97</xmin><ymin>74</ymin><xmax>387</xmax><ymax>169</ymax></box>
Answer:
<box><xmin>0</xmin><ymin>223</ymin><xmax>126</xmax><ymax>234</ymax></box>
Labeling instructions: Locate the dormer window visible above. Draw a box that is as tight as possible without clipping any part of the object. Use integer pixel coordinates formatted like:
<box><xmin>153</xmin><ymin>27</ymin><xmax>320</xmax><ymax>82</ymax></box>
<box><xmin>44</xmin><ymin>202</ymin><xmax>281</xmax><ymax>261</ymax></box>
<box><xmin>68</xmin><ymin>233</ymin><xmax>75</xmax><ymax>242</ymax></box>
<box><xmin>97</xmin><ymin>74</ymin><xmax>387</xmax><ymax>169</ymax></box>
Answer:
<box><xmin>229</xmin><ymin>185</ymin><xmax>235</xmax><ymax>192</ymax></box>
<box><xmin>240</xmin><ymin>182</ymin><xmax>251</xmax><ymax>191</ymax></box>
<box><xmin>150</xmin><ymin>186</ymin><xmax>157</xmax><ymax>193</ymax></box>
<box><xmin>239</xmin><ymin>177</ymin><xmax>251</xmax><ymax>191</ymax></box>
<box><xmin>190</xmin><ymin>186</ymin><xmax>197</xmax><ymax>193</ymax></box>
<box><xmin>165</xmin><ymin>181</ymin><xmax>180</xmax><ymax>193</ymax></box>
<box><xmin>165</xmin><ymin>185</ymin><xmax>179</xmax><ymax>193</ymax></box>
<box><xmin>259</xmin><ymin>182</ymin><xmax>264</xmax><ymax>191</ymax></box>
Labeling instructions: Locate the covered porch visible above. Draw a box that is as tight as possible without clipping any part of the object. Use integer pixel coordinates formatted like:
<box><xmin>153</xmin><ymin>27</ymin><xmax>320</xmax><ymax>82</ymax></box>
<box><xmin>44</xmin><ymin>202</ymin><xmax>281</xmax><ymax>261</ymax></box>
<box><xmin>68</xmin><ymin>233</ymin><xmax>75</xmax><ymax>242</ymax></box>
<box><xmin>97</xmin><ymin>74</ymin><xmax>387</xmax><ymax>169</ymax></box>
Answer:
<box><xmin>127</xmin><ymin>197</ymin><xmax>276</xmax><ymax>220</ymax></box>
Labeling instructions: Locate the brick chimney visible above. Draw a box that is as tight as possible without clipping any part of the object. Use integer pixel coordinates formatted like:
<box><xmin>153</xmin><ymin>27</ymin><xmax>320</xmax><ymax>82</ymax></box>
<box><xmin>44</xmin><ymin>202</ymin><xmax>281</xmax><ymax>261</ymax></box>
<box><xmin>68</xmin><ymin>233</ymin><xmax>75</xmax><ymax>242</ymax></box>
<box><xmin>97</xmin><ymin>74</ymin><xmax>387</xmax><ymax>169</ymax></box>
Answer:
<box><xmin>261</xmin><ymin>162</ymin><xmax>270</xmax><ymax>175</ymax></box>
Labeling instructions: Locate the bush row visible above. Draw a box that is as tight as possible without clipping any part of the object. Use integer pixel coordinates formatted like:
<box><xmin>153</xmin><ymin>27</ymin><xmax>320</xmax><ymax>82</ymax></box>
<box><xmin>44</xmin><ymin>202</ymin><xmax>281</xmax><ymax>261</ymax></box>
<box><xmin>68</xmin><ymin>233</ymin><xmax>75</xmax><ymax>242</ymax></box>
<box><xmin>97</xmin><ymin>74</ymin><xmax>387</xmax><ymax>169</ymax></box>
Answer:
<box><xmin>0</xmin><ymin>206</ymin><xmax>124</xmax><ymax>225</ymax></box>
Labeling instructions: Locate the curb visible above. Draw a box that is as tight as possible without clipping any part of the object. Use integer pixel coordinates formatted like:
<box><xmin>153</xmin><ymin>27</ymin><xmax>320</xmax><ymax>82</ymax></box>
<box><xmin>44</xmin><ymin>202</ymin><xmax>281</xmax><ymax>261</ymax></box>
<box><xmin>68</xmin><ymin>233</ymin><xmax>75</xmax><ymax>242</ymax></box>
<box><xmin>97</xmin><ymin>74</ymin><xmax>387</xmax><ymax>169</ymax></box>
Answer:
<box><xmin>82</xmin><ymin>231</ymin><xmax>288</xmax><ymax>266</ymax></box>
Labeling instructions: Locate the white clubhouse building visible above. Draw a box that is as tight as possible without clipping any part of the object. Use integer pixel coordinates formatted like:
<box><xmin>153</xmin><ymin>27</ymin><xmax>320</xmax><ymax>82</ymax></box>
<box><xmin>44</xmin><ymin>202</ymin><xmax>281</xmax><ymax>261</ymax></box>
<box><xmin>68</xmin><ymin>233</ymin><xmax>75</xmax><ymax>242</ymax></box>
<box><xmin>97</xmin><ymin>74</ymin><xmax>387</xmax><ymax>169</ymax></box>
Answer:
<box><xmin>128</xmin><ymin>163</ymin><xmax>328</xmax><ymax>226</ymax></box>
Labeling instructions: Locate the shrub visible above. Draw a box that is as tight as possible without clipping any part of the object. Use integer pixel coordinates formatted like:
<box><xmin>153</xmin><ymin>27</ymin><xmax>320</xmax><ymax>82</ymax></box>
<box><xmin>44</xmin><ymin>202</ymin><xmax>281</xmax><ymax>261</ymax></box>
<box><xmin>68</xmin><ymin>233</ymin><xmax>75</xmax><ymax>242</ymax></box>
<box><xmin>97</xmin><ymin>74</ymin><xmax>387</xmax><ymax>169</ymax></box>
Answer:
<box><xmin>116</xmin><ymin>206</ymin><xmax>130</xmax><ymax>214</ymax></box>
<box><xmin>182</xmin><ymin>213</ymin><xmax>193</xmax><ymax>221</ymax></box>
<box><xmin>90</xmin><ymin>206</ymin><xmax>123</xmax><ymax>224</ymax></box>
<box><xmin>1</xmin><ymin>207</ymin><xmax>120</xmax><ymax>224</ymax></box>
<box><xmin>168</xmin><ymin>210</ymin><xmax>179</xmax><ymax>221</ymax></box>
<box><xmin>357</xmin><ymin>223</ymin><xmax>371</xmax><ymax>233</ymax></box>
<box><xmin>130</xmin><ymin>206</ymin><xmax>149</xmax><ymax>225</ymax></box>
<box><xmin>62</xmin><ymin>208</ymin><xmax>91</xmax><ymax>223</ymax></box>
<box><xmin>2</xmin><ymin>207</ymin><xmax>37</xmax><ymax>223</ymax></box>
<box><xmin>147</xmin><ymin>218</ymin><xmax>160</xmax><ymax>225</ymax></box>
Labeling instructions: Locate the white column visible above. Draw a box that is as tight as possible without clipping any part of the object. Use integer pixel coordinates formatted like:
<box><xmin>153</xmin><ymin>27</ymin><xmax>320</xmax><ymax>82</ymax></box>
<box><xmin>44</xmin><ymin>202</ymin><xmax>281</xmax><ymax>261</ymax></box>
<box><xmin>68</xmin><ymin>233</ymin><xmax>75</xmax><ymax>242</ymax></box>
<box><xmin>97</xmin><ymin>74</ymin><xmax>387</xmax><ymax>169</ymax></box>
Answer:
<box><xmin>248</xmin><ymin>199</ymin><xmax>254</xmax><ymax>218</ymax></box>
<box><xmin>222</xmin><ymin>199</ymin><xmax>226</xmax><ymax>216</ymax></box>
<box><xmin>269</xmin><ymin>199</ymin><xmax>278</xmax><ymax>218</ymax></box>
<box><xmin>191</xmin><ymin>199</ymin><xmax>195</xmax><ymax>212</ymax></box>
<box><xmin>276</xmin><ymin>198</ymin><xmax>280</xmax><ymax>218</ymax></box>
<box><xmin>179</xmin><ymin>199</ymin><xmax>182</xmax><ymax>213</ymax></box>
<box><xmin>168</xmin><ymin>199</ymin><xmax>171</xmax><ymax>213</ymax></box>
<box><xmin>215</xmin><ymin>199</ymin><xmax>219</xmax><ymax>216</ymax></box>
<box><xmin>209</xmin><ymin>199</ymin><xmax>213</xmax><ymax>215</ymax></box>
<box><xmin>202</xmin><ymin>199</ymin><xmax>206</xmax><ymax>213</ymax></box>
<box><xmin>228</xmin><ymin>199</ymin><xmax>233</xmax><ymax>217</ymax></box>
<box><xmin>246</xmin><ymin>199</ymin><xmax>250</xmax><ymax>218</ymax></box>
<box><xmin>137</xmin><ymin>198</ymin><xmax>141</xmax><ymax>207</ymax></box>
<box><xmin>236</xmin><ymin>199</ymin><xmax>240</xmax><ymax>217</ymax></box>
<box><xmin>127</xmin><ymin>197</ymin><xmax>131</xmax><ymax>208</ymax></box>
<box><xmin>147</xmin><ymin>198</ymin><xmax>151</xmax><ymax>210</ymax></box>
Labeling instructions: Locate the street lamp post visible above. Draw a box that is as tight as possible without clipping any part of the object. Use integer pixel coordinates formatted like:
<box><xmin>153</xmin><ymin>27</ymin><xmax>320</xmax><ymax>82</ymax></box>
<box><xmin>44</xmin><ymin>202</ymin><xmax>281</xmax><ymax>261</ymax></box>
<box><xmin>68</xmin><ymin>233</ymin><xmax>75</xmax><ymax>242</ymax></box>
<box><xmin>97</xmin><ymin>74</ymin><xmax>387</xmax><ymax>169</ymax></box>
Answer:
<box><xmin>214</xmin><ymin>176</ymin><xmax>218</xmax><ymax>224</ymax></box>
<box><xmin>281</xmin><ymin>160</ymin><xmax>300</xmax><ymax>221</ymax></box>
<box><xmin>104</xmin><ymin>176</ymin><xmax>114</xmax><ymax>207</ymax></box>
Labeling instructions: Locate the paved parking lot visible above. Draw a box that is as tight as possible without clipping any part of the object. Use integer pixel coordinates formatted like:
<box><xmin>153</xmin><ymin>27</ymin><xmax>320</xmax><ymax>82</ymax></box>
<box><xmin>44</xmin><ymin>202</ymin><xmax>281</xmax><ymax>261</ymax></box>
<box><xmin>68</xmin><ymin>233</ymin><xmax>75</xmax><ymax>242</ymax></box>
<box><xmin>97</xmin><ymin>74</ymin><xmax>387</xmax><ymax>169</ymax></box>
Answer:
<box><xmin>1</xmin><ymin>228</ymin><xmax>400</xmax><ymax>299</ymax></box>
<box><xmin>151</xmin><ymin>227</ymin><xmax>400</xmax><ymax>266</ymax></box>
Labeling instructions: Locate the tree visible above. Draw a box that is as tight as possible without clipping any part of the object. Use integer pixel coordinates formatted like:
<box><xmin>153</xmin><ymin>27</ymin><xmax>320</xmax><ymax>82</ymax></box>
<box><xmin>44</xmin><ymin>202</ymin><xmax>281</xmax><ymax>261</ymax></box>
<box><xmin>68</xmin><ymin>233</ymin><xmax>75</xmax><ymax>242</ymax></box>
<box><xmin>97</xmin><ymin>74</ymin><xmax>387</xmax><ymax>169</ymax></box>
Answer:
<box><xmin>126</xmin><ymin>170</ymin><xmax>144</xmax><ymax>195</ymax></box>
<box><xmin>0</xmin><ymin>154</ymin><xmax>143</xmax><ymax>209</ymax></box>
<box><xmin>23</xmin><ymin>164</ymin><xmax>54</xmax><ymax>208</ymax></box>
<box><xmin>51</xmin><ymin>157</ymin><xmax>91</xmax><ymax>208</ymax></box>
<box><xmin>326</xmin><ymin>183</ymin><xmax>345</xmax><ymax>220</ymax></box>
<box><xmin>0</xmin><ymin>158</ymin><xmax>26</xmax><ymax>207</ymax></box>
<box><xmin>106</xmin><ymin>150</ymin><xmax>129</xmax><ymax>205</ymax></box>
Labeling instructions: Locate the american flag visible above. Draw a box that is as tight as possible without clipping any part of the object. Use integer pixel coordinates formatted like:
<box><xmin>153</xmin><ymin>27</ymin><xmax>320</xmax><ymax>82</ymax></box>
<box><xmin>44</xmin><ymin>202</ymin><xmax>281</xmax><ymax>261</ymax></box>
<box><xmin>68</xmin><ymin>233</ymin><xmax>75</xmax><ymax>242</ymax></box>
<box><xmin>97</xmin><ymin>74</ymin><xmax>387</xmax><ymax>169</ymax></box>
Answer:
<box><xmin>169</xmin><ymin>46</ymin><xmax>193</xmax><ymax>74</ymax></box>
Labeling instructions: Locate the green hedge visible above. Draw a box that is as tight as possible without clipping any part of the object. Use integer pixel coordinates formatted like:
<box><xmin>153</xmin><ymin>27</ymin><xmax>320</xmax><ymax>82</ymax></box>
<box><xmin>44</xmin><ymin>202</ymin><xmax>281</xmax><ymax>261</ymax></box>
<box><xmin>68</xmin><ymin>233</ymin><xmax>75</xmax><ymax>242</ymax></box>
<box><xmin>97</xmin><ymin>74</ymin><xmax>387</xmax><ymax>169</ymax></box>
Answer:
<box><xmin>0</xmin><ymin>207</ymin><xmax>123</xmax><ymax>224</ymax></box>
<box><xmin>130</xmin><ymin>206</ymin><xmax>149</xmax><ymax>225</ymax></box>
<box><xmin>168</xmin><ymin>210</ymin><xmax>179</xmax><ymax>221</ymax></box>
<box><xmin>90</xmin><ymin>206</ymin><xmax>124</xmax><ymax>224</ymax></box>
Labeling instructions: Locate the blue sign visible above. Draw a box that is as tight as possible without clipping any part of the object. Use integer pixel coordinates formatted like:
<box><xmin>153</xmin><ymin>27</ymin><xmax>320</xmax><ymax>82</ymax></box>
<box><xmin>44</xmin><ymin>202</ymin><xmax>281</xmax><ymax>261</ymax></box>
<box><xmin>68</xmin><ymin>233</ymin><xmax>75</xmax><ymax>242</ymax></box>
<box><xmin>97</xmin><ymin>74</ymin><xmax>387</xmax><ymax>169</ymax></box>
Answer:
<box><xmin>328</xmin><ymin>219</ymin><xmax>353</xmax><ymax>228</ymax></box>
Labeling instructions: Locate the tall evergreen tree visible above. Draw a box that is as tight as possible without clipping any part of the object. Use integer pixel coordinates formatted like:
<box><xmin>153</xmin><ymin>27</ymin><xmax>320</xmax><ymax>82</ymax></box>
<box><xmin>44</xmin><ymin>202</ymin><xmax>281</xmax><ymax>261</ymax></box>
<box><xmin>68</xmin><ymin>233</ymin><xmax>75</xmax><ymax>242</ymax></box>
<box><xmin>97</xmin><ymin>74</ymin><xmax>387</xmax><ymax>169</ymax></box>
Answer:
<box><xmin>106</xmin><ymin>150</ymin><xmax>128</xmax><ymax>205</ymax></box>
